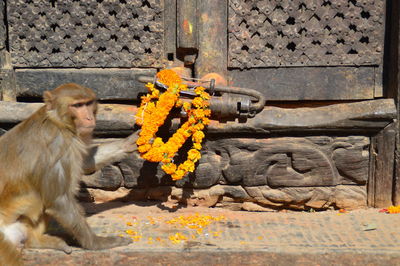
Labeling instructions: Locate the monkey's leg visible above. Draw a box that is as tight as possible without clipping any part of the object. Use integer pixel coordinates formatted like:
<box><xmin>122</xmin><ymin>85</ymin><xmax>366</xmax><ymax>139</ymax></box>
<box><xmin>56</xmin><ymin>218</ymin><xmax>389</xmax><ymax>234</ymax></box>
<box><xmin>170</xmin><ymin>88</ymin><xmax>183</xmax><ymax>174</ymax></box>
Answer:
<box><xmin>0</xmin><ymin>231</ymin><xmax>23</xmax><ymax>266</ymax></box>
<box><xmin>25</xmin><ymin>216</ymin><xmax>72</xmax><ymax>254</ymax></box>
<box><xmin>46</xmin><ymin>196</ymin><xmax>130</xmax><ymax>250</ymax></box>
<box><xmin>26</xmin><ymin>234</ymin><xmax>72</xmax><ymax>254</ymax></box>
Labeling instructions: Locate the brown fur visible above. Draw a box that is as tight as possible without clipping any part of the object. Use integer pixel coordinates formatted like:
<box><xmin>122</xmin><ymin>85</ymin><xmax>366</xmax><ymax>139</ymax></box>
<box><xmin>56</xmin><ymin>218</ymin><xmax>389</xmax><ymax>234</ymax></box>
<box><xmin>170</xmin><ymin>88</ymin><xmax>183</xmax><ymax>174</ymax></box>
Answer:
<box><xmin>0</xmin><ymin>83</ymin><xmax>129</xmax><ymax>264</ymax></box>
<box><xmin>0</xmin><ymin>231</ymin><xmax>23</xmax><ymax>266</ymax></box>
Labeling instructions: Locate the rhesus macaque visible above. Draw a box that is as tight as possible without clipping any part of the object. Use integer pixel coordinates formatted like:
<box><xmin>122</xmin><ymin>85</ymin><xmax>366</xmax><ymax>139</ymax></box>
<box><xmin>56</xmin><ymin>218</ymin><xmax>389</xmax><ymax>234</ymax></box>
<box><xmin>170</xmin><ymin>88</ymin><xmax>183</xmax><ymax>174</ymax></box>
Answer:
<box><xmin>0</xmin><ymin>83</ymin><xmax>138</xmax><ymax>265</ymax></box>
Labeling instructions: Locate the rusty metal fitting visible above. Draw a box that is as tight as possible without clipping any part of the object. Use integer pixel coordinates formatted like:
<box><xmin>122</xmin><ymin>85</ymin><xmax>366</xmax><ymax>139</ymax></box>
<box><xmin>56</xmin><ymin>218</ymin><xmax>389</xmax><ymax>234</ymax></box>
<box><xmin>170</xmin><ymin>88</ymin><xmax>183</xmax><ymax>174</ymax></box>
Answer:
<box><xmin>137</xmin><ymin>75</ymin><xmax>265</xmax><ymax>119</ymax></box>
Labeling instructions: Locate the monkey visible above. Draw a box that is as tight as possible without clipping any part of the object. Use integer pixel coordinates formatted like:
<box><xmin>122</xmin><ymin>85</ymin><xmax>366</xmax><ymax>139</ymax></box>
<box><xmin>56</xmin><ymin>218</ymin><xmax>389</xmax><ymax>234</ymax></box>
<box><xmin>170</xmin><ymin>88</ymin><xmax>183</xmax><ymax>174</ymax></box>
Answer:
<box><xmin>0</xmin><ymin>83</ymin><xmax>138</xmax><ymax>265</ymax></box>
<box><xmin>0</xmin><ymin>227</ymin><xmax>24</xmax><ymax>266</ymax></box>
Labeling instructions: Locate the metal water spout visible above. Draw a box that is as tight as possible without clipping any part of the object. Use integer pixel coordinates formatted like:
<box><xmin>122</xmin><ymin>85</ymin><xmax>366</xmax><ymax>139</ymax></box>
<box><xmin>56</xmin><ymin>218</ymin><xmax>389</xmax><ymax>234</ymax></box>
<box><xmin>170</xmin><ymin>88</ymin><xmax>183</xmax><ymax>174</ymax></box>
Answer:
<box><xmin>137</xmin><ymin>75</ymin><xmax>265</xmax><ymax>120</ymax></box>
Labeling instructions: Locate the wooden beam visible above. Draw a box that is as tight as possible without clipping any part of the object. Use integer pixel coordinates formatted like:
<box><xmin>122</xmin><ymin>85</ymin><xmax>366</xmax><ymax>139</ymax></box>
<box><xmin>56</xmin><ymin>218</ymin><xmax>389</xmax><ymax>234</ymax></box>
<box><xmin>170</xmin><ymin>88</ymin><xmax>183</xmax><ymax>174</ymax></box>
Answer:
<box><xmin>0</xmin><ymin>68</ymin><xmax>17</xmax><ymax>101</ymax></box>
<box><xmin>0</xmin><ymin>1</ymin><xmax>17</xmax><ymax>102</ymax></box>
<box><xmin>393</xmin><ymin>0</ymin><xmax>400</xmax><ymax>205</ymax></box>
<box><xmin>15</xmin><ymin>68</ymin><xmax>156</xmax><ymax>101</ymax></box>
<box><xmin>369</xmin><ymin>123</ymin><xmax>396</xmax><ymax>208</ymax></box>
<box><xmin>228</xmin><ymin>67</ymin><xmax>376</xmax><ymax>101</ymax></box>
<box><xmin>0</xmin><ymin>99</ymin><xmax>395</xmax><ymax>136</ymax></box>
<box><xmin>195</xmin><ymin>0</ymin><xmax>228</xmax><ymax>79</ymax></box>
<box><xmin>163</xmin><ymin>0</ymin><xmax>177</xmax><ymax>64</ymax></box>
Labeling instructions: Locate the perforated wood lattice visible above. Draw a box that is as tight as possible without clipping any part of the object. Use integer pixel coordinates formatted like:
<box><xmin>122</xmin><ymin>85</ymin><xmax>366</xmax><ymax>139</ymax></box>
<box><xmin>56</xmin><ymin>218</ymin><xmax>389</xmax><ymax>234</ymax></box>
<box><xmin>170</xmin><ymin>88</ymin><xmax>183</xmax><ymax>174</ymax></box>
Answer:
<box><xmin>0</xmin><ymin>1</ymin><xmax>6</xmax><ymax>50</ymax></box>
<box><xmin>7</xmin><ymin>0</ymin><xmax>164</xmax><ymax>67</ymax></box>
<box><xmin>228</xmin><ymin>0</ymin><xmax>385</xmax><ymax>68</ymax></box>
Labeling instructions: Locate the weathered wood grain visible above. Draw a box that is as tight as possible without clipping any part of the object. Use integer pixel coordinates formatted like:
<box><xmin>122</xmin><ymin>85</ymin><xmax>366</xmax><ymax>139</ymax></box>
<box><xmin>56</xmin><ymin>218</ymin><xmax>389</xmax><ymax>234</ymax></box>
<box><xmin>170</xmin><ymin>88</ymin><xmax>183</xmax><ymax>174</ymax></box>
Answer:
<box><xmin>177</xmin><ymin>0</ymin><xmax>197</xmax><ymax>49</ymax></box>
<box><xmin>0</xmin><ymin>0</ymin><xmax>17</xmax><ymax>102</ymax></box>
<box><xmin>195</xmin><ymin>0</ymin><xmax>228</xmax><ymax>79</ymax></box>
<box><xmin>202</xmin><ymin>98</ymin><xmax>396</xmax><ymax>134</ymax></box>
<box><xmin>15</xmin><ymin>68</ymin><xmax>156</xmax><ymax>100</ymax></box>
<box><xmin>369</xmin><ymin>123</ymin><xmax>396</xmax><ymax>208</ymax></box>
<box><xmin>0</xmin><ymin>99</ymin><xmax>395</xmax><ymax>135</ymax></box>
<box><xmin>228</xmin><ymin>67</ymin><xmax>376</xmax><ymax>101</ymax></box>
<box><xmin>0</xmin><ymin>68</ymin><xmax>17</xmax><ymax>101</ymax></box>
<box><xmin>164</xmin><ymin>0</ymin><xmax>177</xmax><ymax>63</ymax></box>
<box><xmin>391</xmin><ymin>0</ymin><xmax>400</xmax><ymax>206</ymax></box>
<box><xmin>394</xmin><ymin>148</ymin><xmax>400</xmax><ymax>205</ymax></box>
<box><xmin>82</xmin><ymin>136</ymin><xmax>369</xmax><ymax>191</ymax></box>
<box><xmin>16</xmin><ymin>25</ymin><xmax>377</xmax><ymax>101</ymax></box>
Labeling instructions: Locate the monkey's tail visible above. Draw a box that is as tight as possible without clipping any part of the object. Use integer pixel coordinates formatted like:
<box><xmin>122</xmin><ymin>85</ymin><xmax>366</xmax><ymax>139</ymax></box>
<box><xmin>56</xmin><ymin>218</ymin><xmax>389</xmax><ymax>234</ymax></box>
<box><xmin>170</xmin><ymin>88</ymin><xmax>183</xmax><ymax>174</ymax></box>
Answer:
<box><xmin>0</xmin><ymin>231</ymin><xmax>22</xmax><ymax>266</ymax></box>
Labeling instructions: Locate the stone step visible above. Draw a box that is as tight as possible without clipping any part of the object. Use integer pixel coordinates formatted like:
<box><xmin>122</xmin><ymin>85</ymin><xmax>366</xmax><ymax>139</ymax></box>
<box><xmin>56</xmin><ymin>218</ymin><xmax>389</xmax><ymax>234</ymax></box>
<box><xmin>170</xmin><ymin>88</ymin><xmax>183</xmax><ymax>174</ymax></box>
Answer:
<box><xmin>22</xmin><ymin>202</ymin><xmax>400</xmax><ymax>265</ymax></box>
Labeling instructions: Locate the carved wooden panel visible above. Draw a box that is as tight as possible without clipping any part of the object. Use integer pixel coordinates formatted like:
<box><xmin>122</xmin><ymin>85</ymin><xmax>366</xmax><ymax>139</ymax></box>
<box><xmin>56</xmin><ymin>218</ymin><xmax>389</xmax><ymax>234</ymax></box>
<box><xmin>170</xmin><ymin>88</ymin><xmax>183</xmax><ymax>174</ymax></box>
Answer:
<box><xmin>7</xmin><ymin>0</ymin><xmax>164</xmax><ymax>67</ymax></box>
<box><xmin>209</xmin><ymin>136</ymin><xmax>369</xmax><ymax>188</ymax></box>
<box><xmin>228</xmin><ymin>0</ymin><xmax>385</xmax><ymax>68</ymax></box>
<box><xmin>80</xmin><ymin>136</ymin><xmax>369</xmax><ymax>209</ymax></box>
<box><xmin>83</xmin><ymin>136</ymin><xmax>369</xmax><ymax>190</ymax></box>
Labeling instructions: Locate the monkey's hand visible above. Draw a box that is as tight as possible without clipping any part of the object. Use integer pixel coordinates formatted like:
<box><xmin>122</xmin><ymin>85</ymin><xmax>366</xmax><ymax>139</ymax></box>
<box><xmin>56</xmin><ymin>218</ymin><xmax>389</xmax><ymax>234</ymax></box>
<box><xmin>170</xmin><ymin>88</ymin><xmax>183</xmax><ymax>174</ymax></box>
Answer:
<box><xmin>83</xmin><ymin>130</ymin><xmax>140</xmax><ymax>174</ymax></box>
<box><xmin>84</xmin><ymin>235</ymin><xmax>131</xmax><ymax>250</ymax></box>
<box><xmin>121</xmin><ymin>130</ymin><xmax>139</xmax><ymax>154</ymax></box>
<box><xmin>61</xmin><ymin>244</ymin><xmax>73</xmax><ymax>254</ymax></box>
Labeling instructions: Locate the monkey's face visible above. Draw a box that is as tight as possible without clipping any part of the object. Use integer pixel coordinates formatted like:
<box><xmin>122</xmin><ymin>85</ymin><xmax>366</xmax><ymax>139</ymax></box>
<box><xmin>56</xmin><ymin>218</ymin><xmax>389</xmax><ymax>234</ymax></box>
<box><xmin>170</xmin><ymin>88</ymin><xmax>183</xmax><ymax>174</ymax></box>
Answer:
<box><xmin>69</xmin><ymin>99</ymin><xmax>97</xmax><ymax>137</ymax></box>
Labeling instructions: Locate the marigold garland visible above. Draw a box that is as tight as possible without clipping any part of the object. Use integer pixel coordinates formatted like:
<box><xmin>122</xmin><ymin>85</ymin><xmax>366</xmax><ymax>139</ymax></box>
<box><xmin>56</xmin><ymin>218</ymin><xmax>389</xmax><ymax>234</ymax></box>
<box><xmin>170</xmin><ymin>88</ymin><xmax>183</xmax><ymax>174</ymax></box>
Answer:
<box><xmin>380</xmin><ymin>205</ymin><xmax>400</xmax><ymax>214</ymax></box>
<box><xmin>135</xmin><ymin>69</ymin><xmax>211</xmax><ymax>180</ymax></box>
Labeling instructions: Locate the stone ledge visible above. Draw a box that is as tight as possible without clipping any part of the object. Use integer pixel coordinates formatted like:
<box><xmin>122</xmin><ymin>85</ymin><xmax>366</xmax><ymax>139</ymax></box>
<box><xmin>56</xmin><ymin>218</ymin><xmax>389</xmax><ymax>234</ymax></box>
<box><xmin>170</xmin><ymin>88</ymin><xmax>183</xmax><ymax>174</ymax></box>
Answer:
<box><xmin>23</xmin><ymin>250</ymin><xmax>400</xmax><ymax>266</ymax></box>
<box><xmin>80</xmin><ymin>184</ymin><xmax>367</xmax><ymax>211</ymax></box>
<box><xmin>22</xmin><ymin>205</ymin><xmax>400</xmax><ymax>266</ymax></box>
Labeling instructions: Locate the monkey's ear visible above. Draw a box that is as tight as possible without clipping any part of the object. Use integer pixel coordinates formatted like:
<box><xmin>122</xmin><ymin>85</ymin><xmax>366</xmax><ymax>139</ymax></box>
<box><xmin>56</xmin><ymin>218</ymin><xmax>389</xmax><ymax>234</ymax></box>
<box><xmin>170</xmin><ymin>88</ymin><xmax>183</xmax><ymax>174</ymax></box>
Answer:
<box><xmin>43</xmin><ymin>91</ymin><xmax>55</xmax><ymax>110</ymax></box>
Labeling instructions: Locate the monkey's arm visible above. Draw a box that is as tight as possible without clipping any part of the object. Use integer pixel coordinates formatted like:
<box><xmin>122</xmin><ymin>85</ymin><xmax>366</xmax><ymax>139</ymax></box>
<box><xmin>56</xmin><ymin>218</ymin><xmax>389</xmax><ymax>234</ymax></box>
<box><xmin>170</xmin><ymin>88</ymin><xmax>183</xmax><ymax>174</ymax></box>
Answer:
<box><xmin>83</xmin><ymin>131</ymin><xmax>139</xmax><ymax>175</ymax></box>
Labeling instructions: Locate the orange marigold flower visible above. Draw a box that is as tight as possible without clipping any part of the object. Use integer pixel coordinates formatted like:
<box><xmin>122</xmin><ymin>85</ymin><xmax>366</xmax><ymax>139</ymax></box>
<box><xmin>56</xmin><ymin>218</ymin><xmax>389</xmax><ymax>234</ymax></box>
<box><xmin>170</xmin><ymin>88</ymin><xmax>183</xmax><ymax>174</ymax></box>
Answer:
<box><xmin>188</xmin><ymin>116</ymin><xmax>196</xmax><ymax>124</ymax></box>
<box><xmin>192</xmin><ymin>131</ymin><xmax>205</xmax><ymax>143</ymax></box>
<box><xmin>171</xmin><ymin>170</ymin><xmax>184</xmax><ymax>180</ymax></box>
<box><xmin>193</xmin><ymin>123</ymin><xmax>204</xmax><ymax>131</ymax></box>
<box><xmin>193</xmin><ymin>142</ymin><xmax>202</xmax><ymax>150</ymax></box>
<box><xmin>138</xmin><ymin>144</ymin><xmax>152</xmax><ymax>153</ymax></box>
<box><xmin>145</xmin><ymin>82</ymin><xmax>156</xmax><ymax>91</ymax></box>
<box><xmin>182</xmin><ymin>160</ymin><xmax>195</xmax><ymax>172</ymax></box>
<box><xmin>387</xmin><ymin>205</ymin><xmax>400</xmax><ymax>214</ymax></box>
<box><xmin>151</xmin><ymin>90</ymin><xmax>159</xmax><ymax>98</ymax></box>
<box><xmin>175</xmin><ymin>99</ymin><xmax>183</xmax><ymax>107</ymax></box>
<box><xmin>183</xmin><ymin>102</ymin><xmax>191</xmax><ymax>111</ymax></box>
<box><xmin>140</xmin><ymin>95</ymin><xmax>152</xmax><ymax>103</ymax></box>
<box><xmin>194</xmin><ymin>86</ymin><xmax>205</xmax><ymax>94</ymax></box>
<box><xmin>188</xmin><ymin>149</ymin><xmax>201</xmax><ymax>161</ymax></box>
<box><xmin>153</xmin><ymin>137</ymin><xmax>164</xmax><ymax>147</ymax></box>
<box><xmin>202</xmin><ymin>117</ymin><xmax>210</xmax><ymax>125</ymax></box>
<box><xmin>157</xmin><ymin>69</ymin><xmax>182</xmax><ymax>88</ymax></box>
<box><xmin>162</xmin><ymin>163</ymin><xmax>177</xmax><ymax>175</ymax></box>
<box><xmin>192</xmin><ymin>97</ymin><xmax>205</xmax><ymax>108</ymax></box>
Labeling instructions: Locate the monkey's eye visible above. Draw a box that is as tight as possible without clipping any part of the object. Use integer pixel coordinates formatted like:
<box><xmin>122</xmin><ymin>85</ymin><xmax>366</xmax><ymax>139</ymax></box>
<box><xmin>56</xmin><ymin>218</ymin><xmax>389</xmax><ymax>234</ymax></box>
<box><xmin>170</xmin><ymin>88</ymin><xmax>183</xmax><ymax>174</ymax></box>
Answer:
<box><xmin>71</xmin><ymin>102</ymin><xmax>85</xmax><ymax>108</ymax></box>
<box><xmin>85</xmin><ymin>100</ymin><xmax>95</xmax><ymax>106</ymax></box>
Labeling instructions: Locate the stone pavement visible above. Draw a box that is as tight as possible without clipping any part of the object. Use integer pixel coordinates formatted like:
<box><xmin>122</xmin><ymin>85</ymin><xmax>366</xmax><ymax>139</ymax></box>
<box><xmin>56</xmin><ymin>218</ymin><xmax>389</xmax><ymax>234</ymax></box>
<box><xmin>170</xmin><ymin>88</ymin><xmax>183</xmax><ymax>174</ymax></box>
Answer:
<box><xmin>22</xmin><ymin>202</ymin><xmax>400</xmax><ymax>266</ymax></box>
